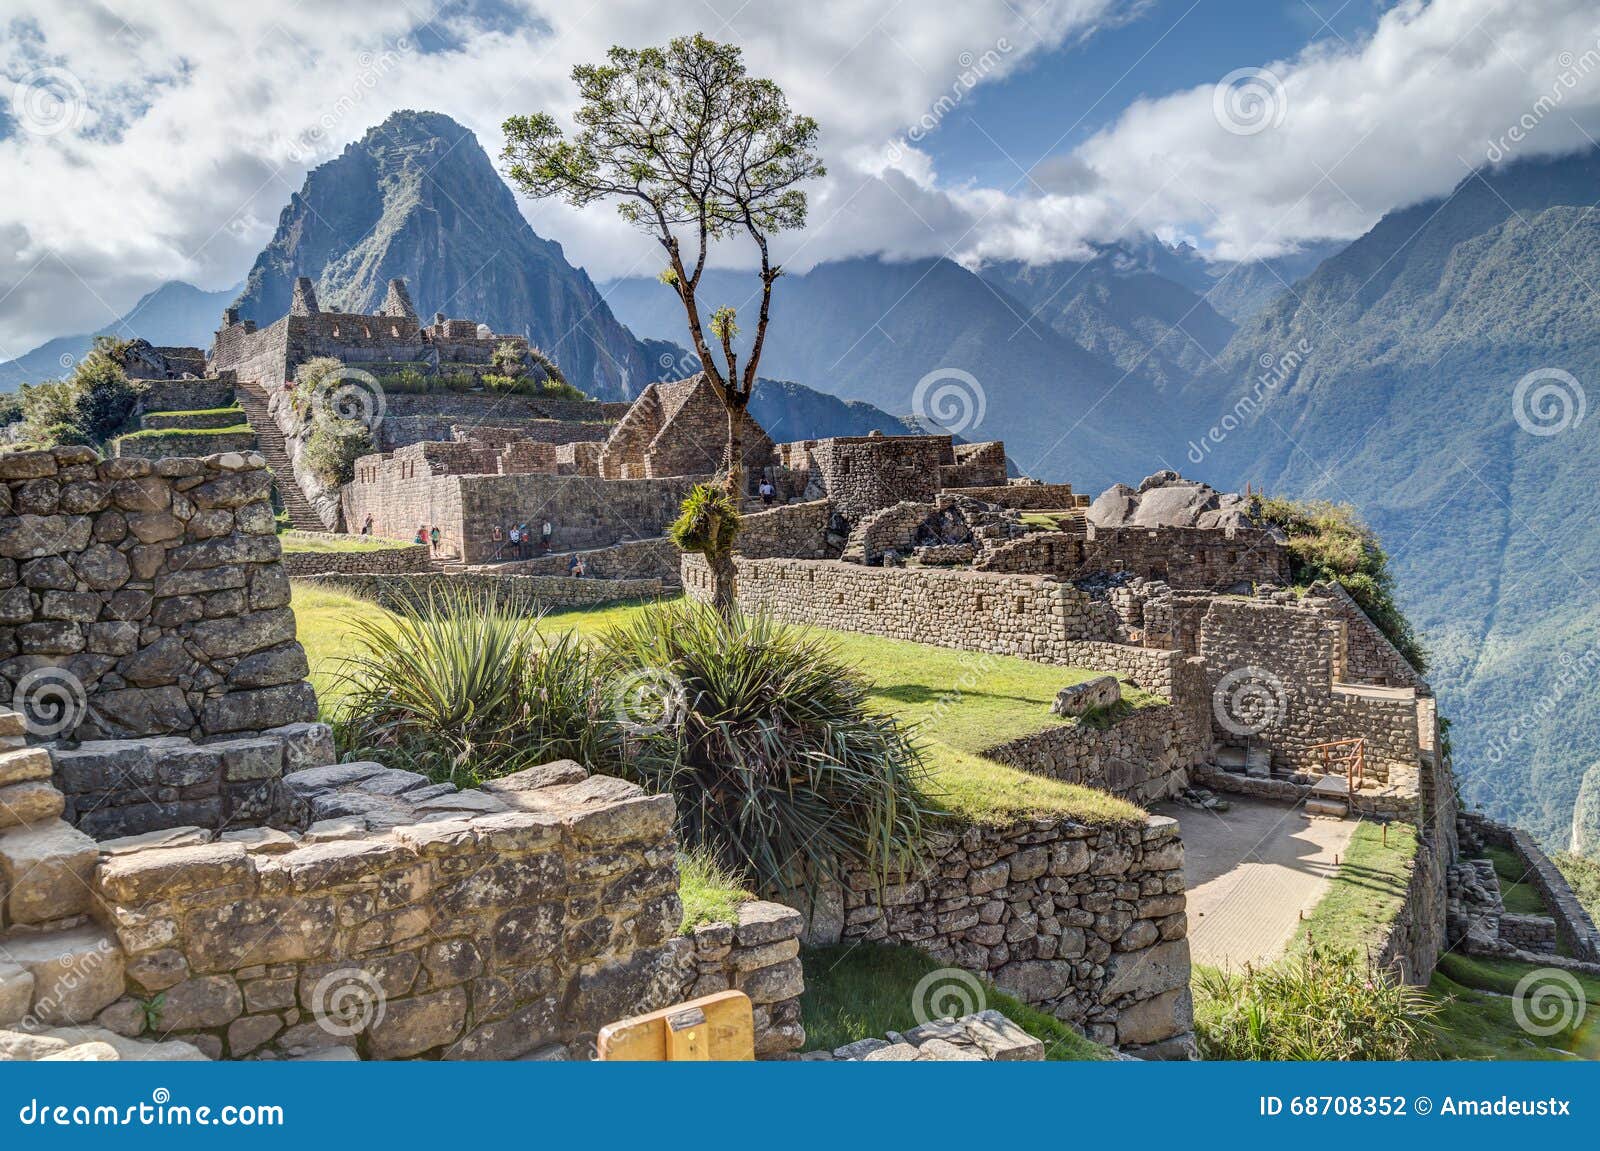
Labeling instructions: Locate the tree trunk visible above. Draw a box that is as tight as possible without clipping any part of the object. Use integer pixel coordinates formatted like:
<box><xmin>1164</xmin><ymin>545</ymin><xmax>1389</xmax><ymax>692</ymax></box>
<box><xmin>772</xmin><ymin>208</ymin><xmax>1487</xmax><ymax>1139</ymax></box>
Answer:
<box><xmin>709</xmin><ymin>547</ymin><xmax>737</xmax><ymax>619</ymax></box>
<box><xmin>724</xmin><ymin>400</ymin><xmax>745</xmax><ymax>502</ymax></box>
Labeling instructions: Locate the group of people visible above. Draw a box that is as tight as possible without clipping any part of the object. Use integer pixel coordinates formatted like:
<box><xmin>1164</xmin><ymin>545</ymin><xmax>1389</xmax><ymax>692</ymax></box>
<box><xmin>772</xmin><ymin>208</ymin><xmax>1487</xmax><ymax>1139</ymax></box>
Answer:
<box><xmin>413</xmin><ymin>524</ymin><xmax>442</xmax><ymax>553</ymax></box>
<box><xmin>500</xmin><ymin>520</ymin><xmax>553</xmax><ymax>560</ymax></box>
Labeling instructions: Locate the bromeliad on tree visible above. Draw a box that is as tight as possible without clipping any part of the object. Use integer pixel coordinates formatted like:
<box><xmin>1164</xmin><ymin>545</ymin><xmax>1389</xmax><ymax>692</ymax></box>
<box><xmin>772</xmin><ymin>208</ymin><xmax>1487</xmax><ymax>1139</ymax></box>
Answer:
<box><xmin>499</xmin><ymin>33</ymin><xmax>824</xmax><ymax>502</ymax></box>
<box><xmin>669</xmin><ymin>483</ymin><xmax>741</xmax><ymax>617</ymax></box>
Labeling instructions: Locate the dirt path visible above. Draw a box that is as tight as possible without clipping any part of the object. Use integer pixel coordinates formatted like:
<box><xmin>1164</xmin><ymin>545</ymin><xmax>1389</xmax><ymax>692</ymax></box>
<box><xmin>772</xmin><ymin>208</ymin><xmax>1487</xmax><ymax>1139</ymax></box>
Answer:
<box><xmin>1154</xmin><ymin>795</ymin><xmax>1360</xmax><ymax>970</ymax></box>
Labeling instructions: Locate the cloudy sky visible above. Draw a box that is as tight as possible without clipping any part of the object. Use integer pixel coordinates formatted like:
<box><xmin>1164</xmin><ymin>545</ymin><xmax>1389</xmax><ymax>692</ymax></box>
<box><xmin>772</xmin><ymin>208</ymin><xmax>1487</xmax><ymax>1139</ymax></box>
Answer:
<box><xmin>3</xmin><ymin>0</ymin><xmax>1600</xmax><ymax>356</ymax></box>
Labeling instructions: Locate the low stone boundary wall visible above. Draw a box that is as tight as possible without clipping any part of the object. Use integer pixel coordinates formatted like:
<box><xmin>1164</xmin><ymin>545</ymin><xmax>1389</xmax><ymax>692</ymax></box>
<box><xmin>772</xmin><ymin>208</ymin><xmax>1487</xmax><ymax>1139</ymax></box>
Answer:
<box><xmin>1462</xmin><ymin>814</ymin><xmax>1600</xmax><ymax>961</ymax></box>
<box><xmin>811</xmin><ymin>812</ymin><xmax>1193</xmax><ymax>1058</ymax></box>
<box><xmin>950</xmin><ymin>484</ymin><xmax>1079</xmax><ymax>510</ymax></box>
<box><xmin>84</xmin><ymin>763</ymin><xmax>804</xmax><ymax>1060</ymax></box>
<box><xmin>296</xmin><ymin>572</ymin><xmax>664</xmax><ymax>612</ymax></box>
<box><xmin>1498</xmin><ymin>913</ymin><xmax>1558</xmax><ymax>954</ymax></box>
<box><xmin>480</xmin><ymin>537</ymin><xmax>681</xmax><ymax>586</ymax></box>
<box><xmin>1189</xmin><ymin>763</ymin><xmax>1422</xmax><ymax>823</ymax></box>
<box><xmin>984</xmin><ymin>705</ymin><xmax>1187</xmax><ymax>804</ymax></box>
<box><xmin>280</xmin><ymin>539</ymin><xmax>430</xmax><ymax>576</ymax></box>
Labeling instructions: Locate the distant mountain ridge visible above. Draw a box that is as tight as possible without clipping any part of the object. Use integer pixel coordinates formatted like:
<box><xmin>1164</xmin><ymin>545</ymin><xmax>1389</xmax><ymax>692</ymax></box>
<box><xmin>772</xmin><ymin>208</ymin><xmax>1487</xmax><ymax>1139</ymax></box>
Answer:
<box><xmin>1177</xmin><ymin>146</ymin><xmax>1600</xmax><ymax>846</ymax></box>
<box><xmin>0</xmin><ymin>280</ymin><xmax>239</xmax><ymax>390</ymax></box>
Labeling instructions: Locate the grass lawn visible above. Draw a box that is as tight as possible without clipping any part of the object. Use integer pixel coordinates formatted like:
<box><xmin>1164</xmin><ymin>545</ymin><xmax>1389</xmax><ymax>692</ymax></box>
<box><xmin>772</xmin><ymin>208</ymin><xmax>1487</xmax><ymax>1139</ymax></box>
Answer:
<box><xmin>289</xmin><ymin>583</ymin><xmax>1148</xmax><ymax>828</ymax></box>
<box><xmin>1289</xmin><ymin>818</ymin><xmax>1418</xmax><ymax>957</ymax></box>
<box><xmin>281</xmin><ymin>531</ymin><xmax>418</xmax><ymax>555</ymax></box>
<box><xmin>118</xmin><ymin>424</ymin><xmax>254</xmax><ymax>440</ymax></box>
<box><xmin>1017</xmin><ymin>512</ymin><xmax>1075</xmax><ymax>531</ymax></box>
<box><xmin>800</xmin><ymin>943</ymin><xmax>1109</xmax><ymax>1060</ymax></box>
<box><xmin>1480</xmin><ymin>845</ymin><xmax>1550</xmax><ymax>916</ymax></box>
<box><xmin>1429</xmin><ymin>954</ymin><xmax>1599</xmax><ymax>1060</ymax></box>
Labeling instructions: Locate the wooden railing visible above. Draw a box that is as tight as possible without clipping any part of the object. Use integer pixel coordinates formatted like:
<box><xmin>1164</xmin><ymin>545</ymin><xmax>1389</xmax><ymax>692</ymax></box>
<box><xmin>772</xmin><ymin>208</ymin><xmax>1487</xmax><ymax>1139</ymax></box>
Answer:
<box><xmin>1309</xmin><ymin>737</ymin><xmax>1365</xmax><ymax>797</ymax></box>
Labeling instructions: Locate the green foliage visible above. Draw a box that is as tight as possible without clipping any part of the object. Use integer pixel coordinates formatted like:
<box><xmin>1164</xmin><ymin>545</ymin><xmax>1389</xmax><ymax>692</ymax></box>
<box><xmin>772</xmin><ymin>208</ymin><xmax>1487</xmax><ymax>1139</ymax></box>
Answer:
<box><xmin>1430</xmin><ymin>954</ymin><xmax>1600</xmax><ymax>1060</ymax></box>
<box><xmin>669</xmin><ymin>483</ymin><xmax>741</xmax><ymax>556</ymax></box>
<box><xmin>1481</xmin><ymin>845</ymin><xmax>1549</xmax><ymax>915</ymax></box>
<box><xmin>0</xmin><ymin>394</ymin><xmax>21</xmax><ymax>427</ymax></box>
<box><xmin>595</xmin><ymin>601</ymin><xmax>933</xmax><ymax>890</ymax></box>
<box><xmin>1194</xmin><ymin>946</ymin><xmax>1440</xmax><ymax>1060</ymax></box>
<box><xmin>301</xmin><ymin>419</ymin><xmax>372</xmax><ymax>487</ymax></box>
<box><xmin>331</xmin><ymin>584</ymin><xmax>613</xmax><ymax>784</ymax></box>
<box><xmin>677</xmin><ymin>848</ymin><xmax>752</xmax><ymax>932</ymax></box>
<box><xmin>1555</xmin><ymin>851</ymin><xmax>1600</xmax><ymax>925</ymax></box>
<box><xmin>17</xmin><ymin>336</ymin><xmax>137</xmax><ymax>448</ymax></box>
<box><xmin>1252</xmin><ymin>495</ymin><xmax>1428</xmax><ymax>672</ymax></box>
<box><xmin>800</xmin><ymin>944</ymin><xmax>1109</xmax><ymax>1061</ymax></box>
<box><xmin>490</xmin><ymin>339</ymin><xmax>528</xmax><ymax>378</ymax></box>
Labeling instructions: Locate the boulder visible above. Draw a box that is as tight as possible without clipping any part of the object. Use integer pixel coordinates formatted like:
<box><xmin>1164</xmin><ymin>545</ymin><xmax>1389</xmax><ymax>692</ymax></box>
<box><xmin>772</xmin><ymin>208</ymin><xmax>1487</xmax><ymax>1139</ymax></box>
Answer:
<box><xmin>1051</xmin><ymin>675</ymin><xmax>1122</xmax><ymax>717</ymax></box>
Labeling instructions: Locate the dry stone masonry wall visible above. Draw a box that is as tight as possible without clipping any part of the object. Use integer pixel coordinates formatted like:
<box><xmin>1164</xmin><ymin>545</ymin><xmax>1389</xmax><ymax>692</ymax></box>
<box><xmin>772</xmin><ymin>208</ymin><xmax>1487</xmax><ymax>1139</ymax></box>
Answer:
<box><xmin>0</xmin><ymin>447</ymin><xmax>316</xmax><ymax>743</ymax></box>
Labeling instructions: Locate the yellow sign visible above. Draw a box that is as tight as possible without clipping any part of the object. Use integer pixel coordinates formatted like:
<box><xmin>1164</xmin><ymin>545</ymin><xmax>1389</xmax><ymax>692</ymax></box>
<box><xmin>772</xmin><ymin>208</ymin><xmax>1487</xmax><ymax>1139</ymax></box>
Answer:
<box><xmin>596</xmin><ymin>990</ymin><xmax>756</xmax><ymax>1062</ymax></box>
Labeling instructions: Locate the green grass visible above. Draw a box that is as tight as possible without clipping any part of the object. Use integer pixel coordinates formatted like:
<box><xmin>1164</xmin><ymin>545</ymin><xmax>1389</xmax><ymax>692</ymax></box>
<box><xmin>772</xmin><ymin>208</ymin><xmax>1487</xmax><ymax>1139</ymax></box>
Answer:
<box><xmin>1429</xmin><ymin>954</ymin><xmax>1600</xmax><ymax>1060</ymax></box>
<box><xmin>1481</xmin><ymin>845</ymin><xmax>1550</xmax><ymax>916</ymax></box>
<box><xmin>117</xmin><ymin>423</ymin><xmax>254</xmax><ymax>440</ymax></box>
<box><xmin>281</xmin><ymin>531</ymin><xmax>416</xmax><ymax>555</ymax></box>
<box><xmin>799</xmin><ymin>944</ymin><xmax>1109</xmax><ymax>1060</ymax></box>
<box><xmin>1289</xmin><ymin>819</ymin><xmax>1418</xmax><ymax>958</ymax></box>
<box><xmin>145</xmin><ymin>405</ymin><xmax>245</xmax><ymax>418</ymax></box>
<box><xmin>1018</xmin><ymin>511</ymin><xmax>1074</xmax><ymax>531</ymax></box>
<box><xmin>677</xmin><ymin>850</ymin><xmax>753</xmax><ymax>932</ymax></box>
<box><xmin>289</xmin><ymin>584</ymin><xmax>1148</xmax><ymax>828</ymax></box>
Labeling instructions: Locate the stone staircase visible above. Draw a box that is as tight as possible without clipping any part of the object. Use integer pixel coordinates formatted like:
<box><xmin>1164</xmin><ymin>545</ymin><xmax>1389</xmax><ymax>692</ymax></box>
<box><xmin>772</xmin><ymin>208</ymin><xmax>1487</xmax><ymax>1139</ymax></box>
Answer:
<box><xmin>0</xmin><ymin>709</ymin><xmax>213</xmax><ymax>1060</ymax></box>
<box><xmin>234</xmin><ymin>381</ymin><xmax>324</xmax><ymax>531</ymax></box>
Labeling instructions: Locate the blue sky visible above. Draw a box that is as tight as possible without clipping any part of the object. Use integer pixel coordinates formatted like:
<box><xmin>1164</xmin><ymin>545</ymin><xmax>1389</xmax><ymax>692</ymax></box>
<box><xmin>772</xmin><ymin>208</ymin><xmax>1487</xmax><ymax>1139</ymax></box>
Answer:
<box><xmin>930</xmin><ymin>0</ymin><xmax>1390</xmax><ymax>189</ymax></box>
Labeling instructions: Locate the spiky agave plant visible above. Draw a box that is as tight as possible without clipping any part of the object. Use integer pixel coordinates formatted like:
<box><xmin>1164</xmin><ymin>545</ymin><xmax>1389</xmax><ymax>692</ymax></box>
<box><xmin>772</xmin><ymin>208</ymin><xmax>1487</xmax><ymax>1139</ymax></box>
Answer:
<box><xmin>331</xmin><ymin>583</ymin><xmax>612</xmax><ymax>782</ymax></box>
<box><xmin>596</xmin><ymin>600</ymin><xmax>933</xmax><ymax>891</ymax></box>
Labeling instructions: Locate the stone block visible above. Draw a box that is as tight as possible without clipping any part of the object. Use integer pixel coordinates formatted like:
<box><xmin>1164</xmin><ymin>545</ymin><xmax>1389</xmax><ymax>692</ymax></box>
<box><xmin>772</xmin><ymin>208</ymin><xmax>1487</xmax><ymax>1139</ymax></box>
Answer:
<box><xmin>3</xmin><ymin>926</ymin><xmax>124</xmax><ymax>1025</ymax></box>
<box><xmin>0</xmin><ymin>779</ymin><xmax>64</xmax><ymax>829</ymax></box>
<box><xmin>0</xmin><ymin>818</ymin><xmax>98</xmax><ymax>923</ymax></box>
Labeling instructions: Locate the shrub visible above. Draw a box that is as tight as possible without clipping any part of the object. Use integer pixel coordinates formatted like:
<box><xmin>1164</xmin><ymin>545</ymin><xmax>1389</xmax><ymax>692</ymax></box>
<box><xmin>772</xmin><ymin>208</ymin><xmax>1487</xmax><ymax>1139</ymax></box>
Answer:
<box><xmin>595</xmin><ymin>601</ymin><xmax>932</xmax><ymax>891</ymax></box>
<box><xmin>331</xmin><ymin>584</ymin><xmax>613</xmax><ymax>784</ymax></box>
<box><xmin>1193</xmin><ymin>945</ymin><xmax>1439</xmax><ymax>1060</ymax></box>
<box><xmin>1252</xmin><ymin>495</ymin><xmax>1428</xmax><ymax>672</ymax></box>
<box><xmin>18</xmin><ymin>336</ymin><xmax>137</xmax><ymax>447</ymax></box>
<box><xmin>301</xmin><ymin>419</ymin><xmax>372</xmax><ymax>486</ymax></box>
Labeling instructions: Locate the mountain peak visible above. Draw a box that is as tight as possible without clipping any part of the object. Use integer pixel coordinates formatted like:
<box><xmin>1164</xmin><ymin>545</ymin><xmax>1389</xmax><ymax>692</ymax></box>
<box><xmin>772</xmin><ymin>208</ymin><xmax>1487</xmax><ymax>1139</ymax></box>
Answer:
<box><xmin>231</xmin><ymin>111</ymin><xmax>650</xmax><ymax>398</ymax></box>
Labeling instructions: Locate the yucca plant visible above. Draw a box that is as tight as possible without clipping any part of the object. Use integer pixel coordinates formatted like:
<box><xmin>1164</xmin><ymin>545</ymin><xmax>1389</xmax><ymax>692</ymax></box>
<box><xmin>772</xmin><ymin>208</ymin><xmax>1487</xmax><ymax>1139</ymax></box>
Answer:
<box><xmin>1194</xmin><ymin>943</ymin><xmax>1439</xmax><ymax>1060</ymax></box>
<box><xmin>595</xmin><ymin>601</ymin><xmax>932</xmax><ymax>891</ymax></box>
<box><xmin>331</xmin><ymin>583</ymin><xmax>613</xmax><ymax>783</ymax></box>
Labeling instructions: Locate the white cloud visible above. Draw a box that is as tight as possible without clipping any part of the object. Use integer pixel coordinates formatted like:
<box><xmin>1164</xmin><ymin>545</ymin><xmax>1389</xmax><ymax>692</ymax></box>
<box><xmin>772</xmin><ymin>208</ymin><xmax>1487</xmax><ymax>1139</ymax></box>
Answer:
<box><xmin>5</xmin><ymin>0</ymin><xmax>1600</xmax><ymax>355</ymax></box>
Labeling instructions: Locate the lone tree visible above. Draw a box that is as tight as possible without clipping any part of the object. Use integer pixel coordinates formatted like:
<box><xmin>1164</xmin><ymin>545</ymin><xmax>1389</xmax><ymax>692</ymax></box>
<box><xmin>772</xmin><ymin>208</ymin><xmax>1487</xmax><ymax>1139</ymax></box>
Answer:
<box><xmin>501</xmin><ymin>33</ymin><xmax>824</xmax><ymax>500</ymax></box>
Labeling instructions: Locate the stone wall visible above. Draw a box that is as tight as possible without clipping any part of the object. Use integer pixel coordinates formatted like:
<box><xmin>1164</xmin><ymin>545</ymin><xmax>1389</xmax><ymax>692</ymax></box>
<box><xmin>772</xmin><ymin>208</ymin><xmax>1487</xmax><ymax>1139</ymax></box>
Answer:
<box><xmin>1462</xmin><ymin>814</ymin><xmax>1600</xmax><ymax>961</ymax></box>
<box><xmin>794</xmin><ymin>435</ymin><xmax>952</xmax><ymax>518</ymax></box>
<box><xmin>280</xmin><ymin>540</ymin><xmax>430</xmax><ymax>577</ymax></box>
<box><xmin>1198</xmin><ymin>597</ymin><xmax>1420</xmax><ymax>779</ymax></box>
<box><xmin>298</xmin><ymin>572</ymin><xmax>664</xmax><ymax>613</ymax></box>
<box><xmin>344</xmin><ymin>463</ymin><xmax>702</xmax><ymax>565</ymax></box>
<box><xmin>977</xmin><ymin>523</ymin><xmax>1287</xmax><ymax>592</ymax></box>
<box><xmin>137</xmin><ymin>380</ymin><xmax>240</xmax><ymax>415</ymax></box>
<box><xmin>953</xmin><ymin>483</ymin><xmax>1079</xmax><ymax>510</ymax></box>
<box><xmin>683</xmin><ymin>556</ymin><xmax>1214</xmax><ymax>768</ymax></box>
<box><xmin>481</xmin><ymin>537</ymin><xmax>682</xmax><ymax>586</ymax></box>
<box><xmin>0</xmin><ymin>447</ymin><xmax>316</xmax><ymax>742</ymax></box>
<box><xmin>820</xmin><ymin>813</ymin><xmax>1193</xmax><ymax>1058</ymax></box>
<box><xmin>735</xmin><ymin>500</ymin><xmax>834</xmax><ymax>560</ymax></box>
<box><xmin>1373</xmin><ymin>823</ymin><xmax>1448</xmax><ymax>985</ymax></box>
<box><xmin>81</xmin><ymin>763</ymin><xmax>804</xmax><ymax>1060</ymax></box>
<box><xmin>983</xmin><ymin>704</ymin><xmax>1188</xmax><ymax>804</ymax></box>
<box><xmin>113</xmin><ymin>430</ymin><xmax>258</xmax><ymax>461</ymax></box>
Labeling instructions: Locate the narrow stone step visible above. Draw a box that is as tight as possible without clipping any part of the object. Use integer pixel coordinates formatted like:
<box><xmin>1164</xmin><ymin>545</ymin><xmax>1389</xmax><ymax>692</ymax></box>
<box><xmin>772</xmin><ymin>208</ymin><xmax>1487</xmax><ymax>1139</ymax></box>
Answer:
<box><xmin>1304</xmin><ymin>799</ymin><xmax>1348</xmax><ymax>819</ymax></box>
<box><xmin>0</xmin><ymin>818</ymin><xmax>99</xmax><ymax>924</ymax></box>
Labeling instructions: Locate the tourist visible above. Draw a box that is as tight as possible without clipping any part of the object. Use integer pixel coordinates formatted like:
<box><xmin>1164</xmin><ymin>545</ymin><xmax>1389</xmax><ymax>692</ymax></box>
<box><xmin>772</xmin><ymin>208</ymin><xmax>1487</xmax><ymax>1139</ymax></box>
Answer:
<box><xmin>429</xmin><ymin>526</ymin><xmax>441</xmax><ymax>554</ymax></box>
<box><xmin>567</xmin><ymin>554</ymin><xmax>580</xmax><ymax>577</ymax></box>
<box><xmin>573</xmin><ymin>556</ymin><xmax>587</xmax><ymax>579</ymax></box>
<box><xmin>541</xmin><ymin>520</ymin><xmax>553</xmax><ymax>553</ymax></box>
<box><xmin>414</xmin><ymin>524</ymin><xmax>427</xmax><ymax>545</ymax></box>
<box><xmin>758</xmin><ymin>478</ymin><xmax>776</xmax><ymax>507</ymax></box>
<box><xmin>508</xmin><ymin>524</ymin><xmax>521</xmax><ymax>559</ymax></box>
<box><xmin>360</xmin><ymin>514</ymin><xmax>373</xmax><ymax>536</ymax></box>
